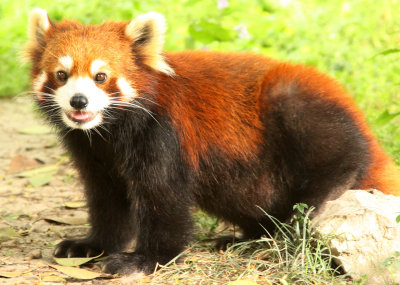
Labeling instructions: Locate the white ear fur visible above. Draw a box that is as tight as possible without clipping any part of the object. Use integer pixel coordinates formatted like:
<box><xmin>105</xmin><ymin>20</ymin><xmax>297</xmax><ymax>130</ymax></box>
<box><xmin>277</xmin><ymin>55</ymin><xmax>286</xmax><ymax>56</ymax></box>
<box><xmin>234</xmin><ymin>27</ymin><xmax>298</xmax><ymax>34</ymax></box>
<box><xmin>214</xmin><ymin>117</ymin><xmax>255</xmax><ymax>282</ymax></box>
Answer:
<box><xmin>125</xmin><ymin>12</ymin><xmax>175</xmax><ymax>76</ymax></box>
<box><xmin>28</xmin><ymin>8</ymin><xmax>51</xmax><ymax>41</ymax></box>
<box><xmin>22</xmin><ymin>8</ymin><xmax>51</xmax><ymax>63</ymax></box>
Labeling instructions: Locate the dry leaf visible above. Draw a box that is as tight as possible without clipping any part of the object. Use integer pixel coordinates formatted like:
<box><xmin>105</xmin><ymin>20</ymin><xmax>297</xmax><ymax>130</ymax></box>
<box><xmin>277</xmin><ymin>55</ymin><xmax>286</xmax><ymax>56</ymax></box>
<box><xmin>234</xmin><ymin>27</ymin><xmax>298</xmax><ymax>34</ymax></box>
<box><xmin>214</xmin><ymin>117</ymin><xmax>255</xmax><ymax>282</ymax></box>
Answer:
<box><xmin>41</xmin><ymin>274</ymin><xmax>66</xmax><ymax>282</ymax></box>
<box><xmin>49</xmin><ymin>225</ymin><xmax>64</xmax><ymax>238</ymax></box>
<box><xmin>63</xmin><ymin>200</ymin><xmax>86</xmax><ymax>209</ymax></box>
<box><xmin>50</xmin><ymin>264</ymin><xmax>103</xmax><ymax>280</ymax></box>
<box><xmin>29</xmin><ymin>173</ymin><xmax>54</xmax><ymax>187</ymax></box>
<box><xmin>18</xmin><ymin>125</ymin><xmax>52</xmax><ymax>135</ymax></box>
<box><xmin>16</xmin><ymin>164</ymin><xmax>59</xmax><ymax>188</ymax></box>
<box><xmin>0</xmin><ymin>270</ymin><xmax>22</xmax><ymax>278</ymax></box>
<box><xmin>7</xmin><ymin>155</ymin><xmax>41</xmax><ymax>174</ymax></box>
<box><xmin>16</xmin><ymin>164</ymin><xmax>58</xmax><ymax>178</ymax></box>
<box><xmin>54</xmin><ymin>252</ymin><xmax>104</xmax><ymax>267</ymax></box>
<box><xmin>44</xmin><ymin>213</ymin><xmax>88</xmax><ymax>225</ymax></box>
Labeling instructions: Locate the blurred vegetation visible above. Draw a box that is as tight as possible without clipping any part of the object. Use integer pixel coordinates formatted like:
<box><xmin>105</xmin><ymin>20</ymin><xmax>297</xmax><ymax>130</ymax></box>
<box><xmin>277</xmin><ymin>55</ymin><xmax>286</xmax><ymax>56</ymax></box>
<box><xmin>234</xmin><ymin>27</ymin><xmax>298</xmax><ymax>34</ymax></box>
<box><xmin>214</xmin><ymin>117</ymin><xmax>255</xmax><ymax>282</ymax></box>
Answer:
<box><xmin>1</xmin><ymin>0</ymin><xmax>399</xmax><ymax>160</ymax></box>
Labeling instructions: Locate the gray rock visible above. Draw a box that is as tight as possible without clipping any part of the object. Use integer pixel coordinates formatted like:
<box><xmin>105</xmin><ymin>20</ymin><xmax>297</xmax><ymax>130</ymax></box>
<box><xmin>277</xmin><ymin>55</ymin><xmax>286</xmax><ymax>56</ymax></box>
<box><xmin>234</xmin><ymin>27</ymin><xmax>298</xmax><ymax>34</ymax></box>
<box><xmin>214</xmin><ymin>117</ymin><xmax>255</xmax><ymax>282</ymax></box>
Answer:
<box><xmin>312</xmin><ymin>189</ymin><xmax>400</xmax><ymax>284</ymax></box>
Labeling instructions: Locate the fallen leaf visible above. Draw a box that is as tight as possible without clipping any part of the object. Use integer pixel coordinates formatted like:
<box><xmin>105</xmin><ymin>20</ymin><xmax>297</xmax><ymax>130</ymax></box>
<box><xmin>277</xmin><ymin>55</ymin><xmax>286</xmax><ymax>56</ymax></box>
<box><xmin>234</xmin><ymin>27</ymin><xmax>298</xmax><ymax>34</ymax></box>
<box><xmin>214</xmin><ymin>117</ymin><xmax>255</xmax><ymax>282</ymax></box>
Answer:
<box><xmin>18</xmin><ymin>125</ymin><xmax>52</xmax><ymax>135</ymax></box>
<box><xmin>7</xmin><ymin>155</ymin><xmax>41</xmax><ymax>174</ymax></box>
<box><xmin>0</xmin><ymin>226</ymin><xmax>18</xmax><ymax>242</ymax></box>
<box><xmin>44</xmin><ymin>213</ymin><xmax>88</xmax><ymax>225</ymax></box>
<box><xmin>41</xmin><ymin>274</ymin><xmax>66</xmax><ymax>282</ymax></box>
<box><xmin>49</xmin><ymin>226</ymin><xmax>64</xmax><ymax>238</ymax></box>
<box><xmin>3</xmin><ymin>213</ymin><xmax>31</xmax><ymax>220</ymax></box>
<box><xmin>29</xmin><ymin>173</ymin><xmax>54</xmax><ymax>187</ymax></box>
<box><xmin>0</xmin><ymin>270</ymin><xmax>22</xmax><ymax>278</ymax></box>
<box><xmin>54</xmin><ymin>252</ymin><xmax>104</xmax><ymax>267</ymax></box>
<box><xmin>63</xmin><ymin>200</ymin><xmax>86</xmax><ymax>209</ymax></box>
<box><xmin>16</xmin><ymin>164</ymin><xmax>59</xmax><ymax>178</ymax></box>
<box><xmin>50</xmin><ymin>265</ymin><xmax>103</xmax><ymax>280</ymax></box>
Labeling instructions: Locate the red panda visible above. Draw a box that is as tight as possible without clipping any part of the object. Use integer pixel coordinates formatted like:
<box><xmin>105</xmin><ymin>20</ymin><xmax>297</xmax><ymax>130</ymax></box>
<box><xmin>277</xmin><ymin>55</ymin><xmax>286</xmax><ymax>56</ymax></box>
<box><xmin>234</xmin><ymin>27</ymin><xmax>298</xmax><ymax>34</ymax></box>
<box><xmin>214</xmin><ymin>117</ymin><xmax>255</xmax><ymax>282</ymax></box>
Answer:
<box><xmin>25</xmin><ymin>8</ymin><xmax>400</xmax><ymax>275</ymax></box>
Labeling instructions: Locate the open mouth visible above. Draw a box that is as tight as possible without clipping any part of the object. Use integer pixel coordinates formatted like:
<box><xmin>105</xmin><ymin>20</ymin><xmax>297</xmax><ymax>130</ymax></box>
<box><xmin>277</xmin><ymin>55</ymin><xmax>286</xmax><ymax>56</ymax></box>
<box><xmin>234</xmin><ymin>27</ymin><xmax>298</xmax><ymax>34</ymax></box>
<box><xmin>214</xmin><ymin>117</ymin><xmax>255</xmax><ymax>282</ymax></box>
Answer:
<box><xmin>66</xmin><ymin>111</ymin><xmax>98</xmax><ymax>123</ymax></box>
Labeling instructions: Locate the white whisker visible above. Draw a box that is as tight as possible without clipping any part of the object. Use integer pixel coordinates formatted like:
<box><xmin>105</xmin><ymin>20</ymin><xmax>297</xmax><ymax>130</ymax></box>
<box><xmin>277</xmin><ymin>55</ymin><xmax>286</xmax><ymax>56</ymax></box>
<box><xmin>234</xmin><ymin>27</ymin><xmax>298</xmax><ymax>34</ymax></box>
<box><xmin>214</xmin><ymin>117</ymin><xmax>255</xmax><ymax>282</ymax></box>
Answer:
<box><xmin>84</xmin><ymin>129</ymin><xmax>92</xmax><ymax>146</ymax></box>
<box><xmin>107</xmin><ymin>97</ymin><xmax>161</xmax><ymax>125</ymax></box>
<box><xmin>93</xmin><ymin>127</ymin><xmax>108</xmax><ymax>142</ymax></box>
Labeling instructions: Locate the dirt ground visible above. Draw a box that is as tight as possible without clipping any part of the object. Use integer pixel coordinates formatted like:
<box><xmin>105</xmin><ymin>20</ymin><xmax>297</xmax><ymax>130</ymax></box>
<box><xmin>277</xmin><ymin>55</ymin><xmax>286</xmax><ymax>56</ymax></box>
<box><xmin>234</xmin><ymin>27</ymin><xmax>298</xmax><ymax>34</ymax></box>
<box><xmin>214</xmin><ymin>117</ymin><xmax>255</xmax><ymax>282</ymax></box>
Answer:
<box><xmin>0</xmin><ymin>97</ymin><xmax>114</xmax><ymax>284</ymax></box>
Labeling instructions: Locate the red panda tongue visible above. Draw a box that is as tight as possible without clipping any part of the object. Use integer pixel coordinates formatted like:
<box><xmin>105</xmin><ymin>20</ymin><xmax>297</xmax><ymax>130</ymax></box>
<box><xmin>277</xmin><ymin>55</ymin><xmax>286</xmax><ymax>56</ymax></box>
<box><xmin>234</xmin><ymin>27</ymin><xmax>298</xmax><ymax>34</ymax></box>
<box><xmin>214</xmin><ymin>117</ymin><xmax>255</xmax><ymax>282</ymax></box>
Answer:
<box><xmin>67</xmin><ymin>111</ymin><xmax>96</xmax><ymax>123</ymax></box>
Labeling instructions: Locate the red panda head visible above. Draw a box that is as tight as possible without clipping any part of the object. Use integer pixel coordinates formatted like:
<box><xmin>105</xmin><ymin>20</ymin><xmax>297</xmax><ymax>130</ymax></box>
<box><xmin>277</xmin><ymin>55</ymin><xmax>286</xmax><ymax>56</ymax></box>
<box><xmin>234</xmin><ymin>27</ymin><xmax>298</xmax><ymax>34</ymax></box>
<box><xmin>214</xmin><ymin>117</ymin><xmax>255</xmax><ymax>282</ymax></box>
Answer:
<box><xmin>25</xmin><ymin>8</ymin><xmax>174</xmax><ymax>130</ymax></box>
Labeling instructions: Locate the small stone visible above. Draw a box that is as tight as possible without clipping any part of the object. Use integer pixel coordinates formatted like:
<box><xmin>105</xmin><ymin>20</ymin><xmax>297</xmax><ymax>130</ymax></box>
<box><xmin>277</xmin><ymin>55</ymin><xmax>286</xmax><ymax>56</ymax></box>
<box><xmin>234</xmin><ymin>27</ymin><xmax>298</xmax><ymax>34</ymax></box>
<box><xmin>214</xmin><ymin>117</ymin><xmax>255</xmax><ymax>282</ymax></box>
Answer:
<box><xmin>27</xmin><ymin>249</ymin><xmax>42</xmax><ymax>260</ymax></box>
<box><xmin>30</xmin><ymin>223</ymin><xmax>48</xmax><ymax>233</ymax></box>
<box><xmin>313</xmin><ymin>189</ymin><xmax>400</xmax><ymax>284</ymax></box>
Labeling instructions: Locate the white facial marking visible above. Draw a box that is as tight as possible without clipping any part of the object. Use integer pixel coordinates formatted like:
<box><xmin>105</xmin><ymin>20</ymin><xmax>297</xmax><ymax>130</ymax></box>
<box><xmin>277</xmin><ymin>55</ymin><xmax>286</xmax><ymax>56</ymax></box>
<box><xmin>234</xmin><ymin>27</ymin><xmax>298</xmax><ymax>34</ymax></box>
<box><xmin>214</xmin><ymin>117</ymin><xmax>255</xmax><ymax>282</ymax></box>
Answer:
<box><xmin>33</xmin><ymin>71</ymin><xmax>47</xmax><ymax>92</ymax></box>
<box><xmin>117</xmin><ymin>77</ymin><xmax>136</xmax><ymax>98</ymax></box>
<box><xmin>55</xmin><ymin>76</ymin><xmax>110</xmax><ymax>129</ymax></box>
<box><xmin>90</xmin><ymin>59</ymin><xmax>107</xmax><ymax>75</ymax></box>
<box><xmin>58</xmin><ymin>56</ymin><xmax>73</xmax><ymax>72</ymax></box>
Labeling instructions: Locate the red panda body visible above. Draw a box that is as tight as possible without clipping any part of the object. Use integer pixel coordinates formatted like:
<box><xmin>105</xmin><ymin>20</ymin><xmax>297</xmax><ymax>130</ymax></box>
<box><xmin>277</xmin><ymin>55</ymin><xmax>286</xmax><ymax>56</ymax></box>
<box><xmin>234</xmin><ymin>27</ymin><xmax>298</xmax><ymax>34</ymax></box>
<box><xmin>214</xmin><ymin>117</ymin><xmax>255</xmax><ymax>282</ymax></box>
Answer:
<box><xmin>25</xmin><ymin>9</ymin><xmax>400</xmax><ymax>275</ymax></box>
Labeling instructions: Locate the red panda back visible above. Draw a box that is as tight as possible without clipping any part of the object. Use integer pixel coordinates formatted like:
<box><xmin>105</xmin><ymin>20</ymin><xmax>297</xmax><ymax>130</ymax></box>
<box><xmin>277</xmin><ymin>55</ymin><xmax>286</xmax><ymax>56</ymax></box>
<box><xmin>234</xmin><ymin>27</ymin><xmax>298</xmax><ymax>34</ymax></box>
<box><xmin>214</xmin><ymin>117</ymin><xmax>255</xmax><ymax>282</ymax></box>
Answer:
<box><xmin>159</xmin><ymin>51</ymin><xmax>400</xmax><ymax>196</ymax></box>
<box><xmin>261</xmin><ymin>62</ymin><xmax>400</xmax><ymax>196</ymax></box>
<box><xmin>157</xmin><ymin>51</ymin><xmax>278</xmax><ymax>168</ymax></box>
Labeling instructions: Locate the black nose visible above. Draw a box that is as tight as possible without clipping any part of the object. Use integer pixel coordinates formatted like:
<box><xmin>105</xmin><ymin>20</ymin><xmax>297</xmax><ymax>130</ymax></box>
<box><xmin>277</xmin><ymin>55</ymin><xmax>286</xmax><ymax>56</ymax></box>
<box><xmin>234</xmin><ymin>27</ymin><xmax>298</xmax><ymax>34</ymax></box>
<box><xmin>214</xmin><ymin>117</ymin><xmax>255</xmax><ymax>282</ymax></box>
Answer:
<box><xmin>70</xmin><ymin>94</ymin><xmax>88</xmax><ymax>110</ymax></box>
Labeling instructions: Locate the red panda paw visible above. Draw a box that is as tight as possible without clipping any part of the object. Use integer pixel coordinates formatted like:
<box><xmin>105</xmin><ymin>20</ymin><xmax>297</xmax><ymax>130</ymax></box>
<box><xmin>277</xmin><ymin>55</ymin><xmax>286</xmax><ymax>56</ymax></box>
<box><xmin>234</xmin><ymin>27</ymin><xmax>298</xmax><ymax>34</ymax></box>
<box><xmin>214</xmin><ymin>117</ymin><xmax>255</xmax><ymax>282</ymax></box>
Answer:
<box><xmin>54</xmin><ymin>238</ymin><xmax>103</xmax><ymax>258</ymax></box>
<box><xmin>101</xmin><ymin>252</ymin><xmax>153</xmax><ymax>275</ymax></box>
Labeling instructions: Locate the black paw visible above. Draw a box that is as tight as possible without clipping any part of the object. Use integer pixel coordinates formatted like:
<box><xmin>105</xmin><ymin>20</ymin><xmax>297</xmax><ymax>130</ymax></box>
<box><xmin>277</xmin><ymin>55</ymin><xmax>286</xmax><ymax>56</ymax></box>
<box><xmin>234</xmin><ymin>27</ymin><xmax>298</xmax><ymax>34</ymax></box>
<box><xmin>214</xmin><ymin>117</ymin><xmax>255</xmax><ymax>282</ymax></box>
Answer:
<box><xmin>214</xmin><ymin>235</ymin><xmax>245</xmax><ymax>251</ymax></box>
<box><xmin>54</xmin><ymin>239</ymin><xmax>103</xmax><ymax>258</ymax></box>
<box><xmin>101</xmin><ymin>252</ymin><xmax>155</xmax><ymax>275</ymax></box>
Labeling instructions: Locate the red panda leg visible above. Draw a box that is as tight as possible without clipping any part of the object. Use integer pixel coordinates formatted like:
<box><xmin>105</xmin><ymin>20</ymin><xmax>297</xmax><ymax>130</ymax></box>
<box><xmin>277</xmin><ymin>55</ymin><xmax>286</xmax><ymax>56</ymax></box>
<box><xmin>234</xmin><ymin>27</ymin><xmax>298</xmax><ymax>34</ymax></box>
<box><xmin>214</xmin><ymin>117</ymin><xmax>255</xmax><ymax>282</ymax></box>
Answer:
<box><xmin>54</xmin><ymin>143</ymin><xmax>136</xmax><ymax>258</ymax></box>
<box><xmin>255</xmin><ymin>65</ymin><xmax>373</xmax><ymax>220</ymax></box>
<box><xmin>101</xmin><ymin>191</ymin><xmax>193</xmax><ymax>275</ymax></box>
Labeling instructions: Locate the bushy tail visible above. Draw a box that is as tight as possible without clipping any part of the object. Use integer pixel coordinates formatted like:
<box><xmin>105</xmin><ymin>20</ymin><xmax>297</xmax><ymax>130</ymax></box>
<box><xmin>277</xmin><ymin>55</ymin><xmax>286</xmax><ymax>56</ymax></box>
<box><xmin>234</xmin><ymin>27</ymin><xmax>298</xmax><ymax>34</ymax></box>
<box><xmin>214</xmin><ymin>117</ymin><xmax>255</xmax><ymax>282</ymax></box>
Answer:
<box><xmin>359</xmin><ymin>141</ymin><xmax>400</xmax><ymax>196</ymax></box>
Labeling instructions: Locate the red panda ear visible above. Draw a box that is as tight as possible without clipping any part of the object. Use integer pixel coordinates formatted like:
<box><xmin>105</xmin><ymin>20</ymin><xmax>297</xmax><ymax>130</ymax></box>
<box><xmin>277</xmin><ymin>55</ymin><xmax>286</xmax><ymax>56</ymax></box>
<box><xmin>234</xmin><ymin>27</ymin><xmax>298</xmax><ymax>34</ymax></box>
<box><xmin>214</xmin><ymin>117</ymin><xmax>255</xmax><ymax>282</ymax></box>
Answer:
<box><xmin>23</xmin><ymin>8</ymin><xmax>53</xmax><ymax>63</ymax></box>
<box><xmin>125</xmin><ymin>12</ymin><xmax>175</xmax><ymax>76</ymax></box>
<box><xmin>27</xmin><ymin>8</ymin><xmax>52</xmax><ymax>45</ymax></box>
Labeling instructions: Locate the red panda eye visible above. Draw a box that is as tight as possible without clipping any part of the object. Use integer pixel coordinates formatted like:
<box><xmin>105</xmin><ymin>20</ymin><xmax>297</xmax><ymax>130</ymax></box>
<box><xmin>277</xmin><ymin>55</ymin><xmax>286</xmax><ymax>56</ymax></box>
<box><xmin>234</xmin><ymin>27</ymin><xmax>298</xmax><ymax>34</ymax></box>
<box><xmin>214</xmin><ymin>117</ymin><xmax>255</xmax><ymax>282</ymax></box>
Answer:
<box><xmin>56</xmin><ymin>71</ymin><xmax>68</xmax><ymax>82</ymax></box>
<box><xmin>94</xmin><ymin>73</ymin><xmax>107</xmax><ymax>84</ymax></box>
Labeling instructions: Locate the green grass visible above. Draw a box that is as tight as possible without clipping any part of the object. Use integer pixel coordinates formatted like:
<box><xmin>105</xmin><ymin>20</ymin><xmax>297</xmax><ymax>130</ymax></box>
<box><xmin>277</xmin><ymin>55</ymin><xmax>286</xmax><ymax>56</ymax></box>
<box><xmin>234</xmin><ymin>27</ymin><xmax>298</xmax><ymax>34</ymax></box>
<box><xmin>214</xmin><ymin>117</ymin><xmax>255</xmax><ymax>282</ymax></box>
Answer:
<box><xmin>146</xmin><ymin>205</ymin><xmax>347</xmax><ymax>284</ymax></box>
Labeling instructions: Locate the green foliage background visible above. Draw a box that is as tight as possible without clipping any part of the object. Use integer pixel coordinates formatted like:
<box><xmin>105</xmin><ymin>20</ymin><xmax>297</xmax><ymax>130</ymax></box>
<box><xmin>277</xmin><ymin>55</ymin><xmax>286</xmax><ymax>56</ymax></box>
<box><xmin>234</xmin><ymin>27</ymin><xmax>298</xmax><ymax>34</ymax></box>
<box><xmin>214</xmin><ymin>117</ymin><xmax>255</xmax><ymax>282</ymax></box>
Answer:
<box><xmin>1</xmin><ymin>0</ymin><xmax>400</xmax><ymax>160</ymax></box>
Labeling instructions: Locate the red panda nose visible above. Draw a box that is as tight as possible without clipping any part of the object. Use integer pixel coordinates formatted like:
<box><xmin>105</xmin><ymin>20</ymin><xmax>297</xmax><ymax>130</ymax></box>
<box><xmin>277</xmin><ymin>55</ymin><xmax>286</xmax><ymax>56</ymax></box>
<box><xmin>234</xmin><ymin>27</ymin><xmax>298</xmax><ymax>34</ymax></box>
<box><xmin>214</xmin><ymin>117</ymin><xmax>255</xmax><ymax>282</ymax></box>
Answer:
<box><xmin>70</xmin><ymin>94</ymin><xmax>88</xmax><ymax>110</ymax></box>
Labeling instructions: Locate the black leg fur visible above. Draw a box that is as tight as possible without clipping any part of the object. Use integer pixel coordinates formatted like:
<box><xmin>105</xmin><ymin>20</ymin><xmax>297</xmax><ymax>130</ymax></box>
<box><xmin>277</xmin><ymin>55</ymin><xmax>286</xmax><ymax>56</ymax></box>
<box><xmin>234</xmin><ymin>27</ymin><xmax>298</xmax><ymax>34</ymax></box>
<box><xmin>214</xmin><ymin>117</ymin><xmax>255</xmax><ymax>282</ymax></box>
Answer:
<box><xmin>55</xmin><ymin>112</ymin><xmax>195</xmax><ymax>274</ymax></box>
<box><xmin>102</xmin><ymin>192</ymin><xmax>193</xmax><ymax>274</ymax></box>
<box><xmin>55</xmin><ymin>130</ymin><xmax>135</xmax><ymax>258</ymax></box>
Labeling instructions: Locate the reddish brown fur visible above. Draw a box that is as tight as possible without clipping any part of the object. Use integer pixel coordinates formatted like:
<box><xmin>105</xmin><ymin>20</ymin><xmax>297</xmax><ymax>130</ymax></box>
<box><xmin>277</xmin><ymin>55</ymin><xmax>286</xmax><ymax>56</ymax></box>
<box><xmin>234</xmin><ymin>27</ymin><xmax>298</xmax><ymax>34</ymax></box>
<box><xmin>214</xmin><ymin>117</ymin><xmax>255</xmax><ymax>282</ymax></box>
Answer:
<box><xmin>155</xmin><ymin>52</ymin><xmax>400</xmax><ymax>195</ymax></box>
<box><xmin>259</xmin><ymin>63</ymin><xmax>400</xmax><ymax>196</ymax></box>
<box><xmin>156</xmin><ymin>51</ymin><xmax>278</xmax><ymax>168</ymax></box>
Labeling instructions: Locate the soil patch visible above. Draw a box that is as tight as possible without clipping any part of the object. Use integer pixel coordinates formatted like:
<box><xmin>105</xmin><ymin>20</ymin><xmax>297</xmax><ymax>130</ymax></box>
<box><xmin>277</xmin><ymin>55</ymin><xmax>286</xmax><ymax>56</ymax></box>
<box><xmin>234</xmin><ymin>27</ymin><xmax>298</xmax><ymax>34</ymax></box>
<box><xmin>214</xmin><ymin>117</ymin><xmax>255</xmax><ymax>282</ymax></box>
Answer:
<box><xmin>0</xmin><ymin>97</ymin><xmax>113</xmax><ymax>284</ymax></box>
